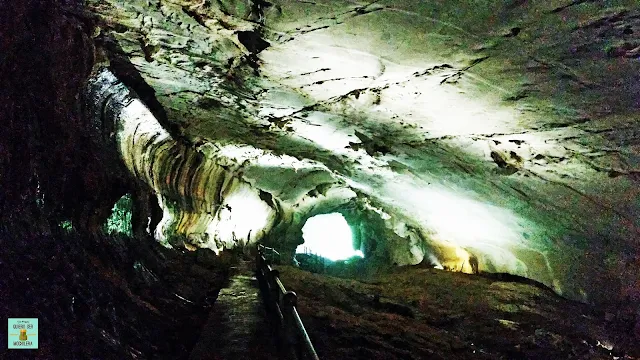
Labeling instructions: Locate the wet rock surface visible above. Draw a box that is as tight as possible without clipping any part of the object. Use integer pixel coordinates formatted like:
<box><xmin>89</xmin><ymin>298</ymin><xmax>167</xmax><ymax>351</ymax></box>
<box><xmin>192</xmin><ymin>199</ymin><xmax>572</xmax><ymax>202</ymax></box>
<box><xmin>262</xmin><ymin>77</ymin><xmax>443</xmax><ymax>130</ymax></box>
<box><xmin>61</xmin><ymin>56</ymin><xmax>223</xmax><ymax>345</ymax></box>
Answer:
<box><xmin>277</xmin><ymin>265</ymin><xmax>640</xmax><ymax>360</ymax></box>
<box><xmin>190</xmin><ymin>259</ymin><xmax>279</xmax><ymax>360</ymax></box>
<box><xmin>0</xmin><ymin>227</ymin><xmax>232</xmax><ymax>359</ymax></box>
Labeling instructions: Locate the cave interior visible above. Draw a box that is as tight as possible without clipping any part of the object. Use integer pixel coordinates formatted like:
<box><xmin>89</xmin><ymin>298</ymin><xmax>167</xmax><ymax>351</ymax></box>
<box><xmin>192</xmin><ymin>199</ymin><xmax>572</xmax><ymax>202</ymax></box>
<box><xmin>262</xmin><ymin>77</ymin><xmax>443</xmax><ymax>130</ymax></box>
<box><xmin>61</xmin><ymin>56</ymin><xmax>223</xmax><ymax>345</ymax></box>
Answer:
<box><xmin>1</xmin><ymin>0</ymin><xmax>640</xmax><ymax>359</ymax></box>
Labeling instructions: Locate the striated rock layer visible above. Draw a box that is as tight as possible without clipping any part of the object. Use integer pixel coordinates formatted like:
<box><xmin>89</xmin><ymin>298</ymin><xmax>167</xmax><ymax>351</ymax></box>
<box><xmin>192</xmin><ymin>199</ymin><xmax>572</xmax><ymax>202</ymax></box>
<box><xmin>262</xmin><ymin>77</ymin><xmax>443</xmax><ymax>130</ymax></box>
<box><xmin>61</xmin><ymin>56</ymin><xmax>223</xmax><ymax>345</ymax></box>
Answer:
<box><xmin>86</xmin><ymin>0</ymin><xmax>640</xmax><ymax>309</ymax></box>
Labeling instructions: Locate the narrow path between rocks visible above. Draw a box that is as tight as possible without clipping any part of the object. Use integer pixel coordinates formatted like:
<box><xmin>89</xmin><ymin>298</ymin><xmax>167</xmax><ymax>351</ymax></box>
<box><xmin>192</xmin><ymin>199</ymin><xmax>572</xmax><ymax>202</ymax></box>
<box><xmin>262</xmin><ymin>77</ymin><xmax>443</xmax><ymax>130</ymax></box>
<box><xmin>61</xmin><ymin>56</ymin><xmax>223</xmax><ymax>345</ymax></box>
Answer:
<box><xmin>189</xmin><ymin>258</ymin><xmax>279</xmax><ymax>360</ymax></box>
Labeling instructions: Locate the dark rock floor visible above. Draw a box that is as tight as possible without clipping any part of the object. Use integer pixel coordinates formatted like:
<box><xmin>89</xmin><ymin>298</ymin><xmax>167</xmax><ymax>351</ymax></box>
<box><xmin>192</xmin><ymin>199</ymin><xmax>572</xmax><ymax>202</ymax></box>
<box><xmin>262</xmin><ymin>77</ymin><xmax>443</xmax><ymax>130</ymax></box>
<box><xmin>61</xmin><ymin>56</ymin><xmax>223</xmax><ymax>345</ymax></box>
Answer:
<box><xmin>277</xmin><ymin>264</ymin><xmax>640</xmax><ymax>360</ymax></box>
<box><xmin>4</xmin><ymin>224</ymin><xmax>639</xmax><ymax>360</ymax></box>
<box><xmin>189</xmin><ymin>259</ymin><xmax>279</xmax><ymax>360</ymax></box>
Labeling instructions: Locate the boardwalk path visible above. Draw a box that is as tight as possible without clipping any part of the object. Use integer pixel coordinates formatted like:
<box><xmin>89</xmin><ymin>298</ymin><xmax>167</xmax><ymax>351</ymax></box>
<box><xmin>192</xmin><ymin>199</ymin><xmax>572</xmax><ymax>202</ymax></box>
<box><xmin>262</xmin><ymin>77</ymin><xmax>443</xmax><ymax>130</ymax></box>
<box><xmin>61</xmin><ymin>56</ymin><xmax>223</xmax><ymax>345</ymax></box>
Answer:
<box><xmin>189</xmin><ymin>259</ymin><xmax>279</xmax><ymax>360</ymax></box>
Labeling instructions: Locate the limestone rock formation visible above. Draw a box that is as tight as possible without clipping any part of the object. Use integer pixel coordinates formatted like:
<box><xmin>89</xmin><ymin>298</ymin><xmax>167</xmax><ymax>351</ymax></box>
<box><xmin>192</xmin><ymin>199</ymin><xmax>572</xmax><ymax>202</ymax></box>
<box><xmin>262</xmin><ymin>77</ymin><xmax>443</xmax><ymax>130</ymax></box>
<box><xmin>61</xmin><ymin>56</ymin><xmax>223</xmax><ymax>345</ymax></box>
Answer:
<box><xmin>85</xmin><ymin>0</ymin><xmax>640</xmax><ymax>309</ymax></box>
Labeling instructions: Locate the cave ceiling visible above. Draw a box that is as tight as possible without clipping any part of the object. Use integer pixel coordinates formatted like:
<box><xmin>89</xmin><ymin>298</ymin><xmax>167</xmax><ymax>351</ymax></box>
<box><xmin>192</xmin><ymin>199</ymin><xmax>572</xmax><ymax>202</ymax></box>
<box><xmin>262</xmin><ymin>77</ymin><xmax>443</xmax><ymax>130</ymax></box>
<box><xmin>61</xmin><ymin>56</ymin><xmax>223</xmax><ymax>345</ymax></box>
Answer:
<box><xmin>86</xmin><ymin>0</ymin><xmax>640</xmax><ymax>305</ymax></box>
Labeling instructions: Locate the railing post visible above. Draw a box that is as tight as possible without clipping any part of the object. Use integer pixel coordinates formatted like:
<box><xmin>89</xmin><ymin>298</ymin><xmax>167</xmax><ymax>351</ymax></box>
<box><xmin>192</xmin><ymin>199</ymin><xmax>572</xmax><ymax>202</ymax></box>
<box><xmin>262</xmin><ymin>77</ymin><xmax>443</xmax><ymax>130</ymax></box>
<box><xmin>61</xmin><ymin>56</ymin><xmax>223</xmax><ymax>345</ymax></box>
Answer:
<box><xmin>255</xmin><ymin>244</ymin><xmax>319</xmax><ymax>360</ymax></box>
<box><xmin>256</xmin><ymin>246</ymin><xmax>267</xmax><ymax>301</ymax></box>
<box><xmin>266</xmin><ymin>268</ymin><xmax>285</xmax><ymax>332</ymax></box>
<box><xmin>269</xmin><ymin>268</ymin><xmax>280</xmax><ymax>317</ymax></box>
<box><xmin>256</xmin><ymin>245</ymin><xmax>261</xmax><ymax>271</ymax></box>
<box><xmin>282</xmin><ymin>291</ymin><xmax>302</xmax><ymax>359</ymax></box>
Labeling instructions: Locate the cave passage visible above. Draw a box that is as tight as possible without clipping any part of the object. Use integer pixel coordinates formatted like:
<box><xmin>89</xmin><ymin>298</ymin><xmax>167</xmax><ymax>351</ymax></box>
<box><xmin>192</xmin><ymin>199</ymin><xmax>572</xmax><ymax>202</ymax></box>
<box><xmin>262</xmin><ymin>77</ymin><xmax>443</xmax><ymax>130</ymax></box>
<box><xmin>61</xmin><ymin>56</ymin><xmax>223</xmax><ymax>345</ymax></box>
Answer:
<box><xmin>296</xmin><ymin>213</ymin><xmax>363</xmax><ymax>261</ymax></box>
<box><xmin>3</xmin><ymin>0</ymin><xmax>640</xmax><ymax>357</ymax></box>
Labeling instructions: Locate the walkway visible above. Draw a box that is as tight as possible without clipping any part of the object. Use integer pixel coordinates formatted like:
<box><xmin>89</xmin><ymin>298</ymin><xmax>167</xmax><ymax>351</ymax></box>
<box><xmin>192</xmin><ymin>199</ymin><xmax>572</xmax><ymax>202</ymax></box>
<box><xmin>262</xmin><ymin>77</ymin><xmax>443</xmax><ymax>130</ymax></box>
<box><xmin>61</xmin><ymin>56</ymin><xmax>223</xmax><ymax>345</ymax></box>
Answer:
<box><xmin>189</xmin><ymin>259</ymin><xmax>279</xmax><ymax>360</ymax></box>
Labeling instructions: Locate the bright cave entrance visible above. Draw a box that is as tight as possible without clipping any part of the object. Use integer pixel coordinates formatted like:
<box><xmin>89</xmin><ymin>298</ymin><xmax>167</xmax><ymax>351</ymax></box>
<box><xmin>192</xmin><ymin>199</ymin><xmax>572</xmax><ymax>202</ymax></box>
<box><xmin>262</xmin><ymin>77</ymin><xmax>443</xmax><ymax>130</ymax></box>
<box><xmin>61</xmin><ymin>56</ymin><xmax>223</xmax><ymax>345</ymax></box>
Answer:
<box><xmin>296</xmin><ymin>213</ymin><xmax>363</xmax><ymax>261</ymax></box>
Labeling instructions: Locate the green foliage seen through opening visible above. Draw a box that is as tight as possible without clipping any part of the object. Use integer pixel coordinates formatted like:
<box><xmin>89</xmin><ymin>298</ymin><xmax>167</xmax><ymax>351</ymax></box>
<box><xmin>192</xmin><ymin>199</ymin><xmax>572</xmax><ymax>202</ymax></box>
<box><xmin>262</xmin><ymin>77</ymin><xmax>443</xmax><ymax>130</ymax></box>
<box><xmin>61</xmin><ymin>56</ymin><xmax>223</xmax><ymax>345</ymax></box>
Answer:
<box><xmin>104</xmin><ymin>194</ymin><xmax>133</xmax><ymax>236</ymax></box>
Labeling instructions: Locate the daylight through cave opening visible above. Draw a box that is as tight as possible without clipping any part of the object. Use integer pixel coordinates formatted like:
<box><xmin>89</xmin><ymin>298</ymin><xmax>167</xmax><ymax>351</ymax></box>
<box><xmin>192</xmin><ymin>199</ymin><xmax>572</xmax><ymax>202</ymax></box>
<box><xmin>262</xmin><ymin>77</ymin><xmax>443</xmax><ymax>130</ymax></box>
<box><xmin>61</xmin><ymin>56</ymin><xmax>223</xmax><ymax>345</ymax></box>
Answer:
<box><xmin>104</xmin><ymin>193</ymin><xmax>133</xmax><ymax>236</ymax></box>
<box><xmin>296</xmin><ymin>213</ymin><xmax>363</xmax><ymax>261</ymax></box>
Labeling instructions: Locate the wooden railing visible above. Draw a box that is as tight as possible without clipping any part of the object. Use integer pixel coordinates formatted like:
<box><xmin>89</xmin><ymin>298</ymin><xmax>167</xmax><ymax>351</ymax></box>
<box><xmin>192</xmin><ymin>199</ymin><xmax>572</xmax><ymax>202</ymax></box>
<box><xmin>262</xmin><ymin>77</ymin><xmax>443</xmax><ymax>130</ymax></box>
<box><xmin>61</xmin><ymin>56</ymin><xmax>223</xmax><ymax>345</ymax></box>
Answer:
<box><xmin>256</xmin><ymin>244</ymin><xmax>320</xmax><ymax>360</ymax></box>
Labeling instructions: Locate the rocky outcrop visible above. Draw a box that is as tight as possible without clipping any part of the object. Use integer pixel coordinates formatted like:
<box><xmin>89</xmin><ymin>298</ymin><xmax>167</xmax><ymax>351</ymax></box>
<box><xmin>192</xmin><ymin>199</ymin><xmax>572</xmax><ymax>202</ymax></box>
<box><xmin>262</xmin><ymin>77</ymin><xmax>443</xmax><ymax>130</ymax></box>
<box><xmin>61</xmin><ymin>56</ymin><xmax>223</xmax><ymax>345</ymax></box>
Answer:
<box><xmin>277</xmin><ymin>265</ymin><xmax>640</xmax><ymax>359</ymax></box>
<box><xmin>0</xmin><ymin>0</ymin><xmax>140</xmax><ymax>233</ymax></box>
<box><xmin>0</xmin><ymin>226</ymin><xmax>231</xmax><ymax>359</ymax></box>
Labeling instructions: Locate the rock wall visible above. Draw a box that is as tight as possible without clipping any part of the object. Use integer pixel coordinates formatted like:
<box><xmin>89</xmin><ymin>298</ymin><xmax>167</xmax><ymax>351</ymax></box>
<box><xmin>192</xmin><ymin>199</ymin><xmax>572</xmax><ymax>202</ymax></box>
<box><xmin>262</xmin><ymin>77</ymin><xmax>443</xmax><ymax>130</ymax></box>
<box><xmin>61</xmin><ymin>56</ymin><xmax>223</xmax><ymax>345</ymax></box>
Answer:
<box><xmin>0</xmin><ymin>0</ymin><xmax>138</xmax><ymax>232</ymax></box>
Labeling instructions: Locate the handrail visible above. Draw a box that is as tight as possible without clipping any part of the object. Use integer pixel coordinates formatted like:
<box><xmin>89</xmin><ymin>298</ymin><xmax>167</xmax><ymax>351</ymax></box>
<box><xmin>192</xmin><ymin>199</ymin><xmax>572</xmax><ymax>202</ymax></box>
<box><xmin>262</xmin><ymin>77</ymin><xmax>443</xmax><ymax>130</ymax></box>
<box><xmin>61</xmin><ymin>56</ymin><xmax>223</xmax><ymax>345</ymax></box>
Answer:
<box><xmin>256</xmin><ymin>244</ymin><xmax>320</xmax><ymax>360</ymax></box>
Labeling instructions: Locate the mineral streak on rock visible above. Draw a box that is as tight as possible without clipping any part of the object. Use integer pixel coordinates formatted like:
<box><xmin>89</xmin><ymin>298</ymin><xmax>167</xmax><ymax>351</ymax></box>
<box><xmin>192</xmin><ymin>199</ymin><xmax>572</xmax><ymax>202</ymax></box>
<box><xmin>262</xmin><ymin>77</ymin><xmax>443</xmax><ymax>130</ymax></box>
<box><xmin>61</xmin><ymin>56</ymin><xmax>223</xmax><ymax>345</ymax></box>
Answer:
<box><xmin>89</xmin><ymin>69</ymin><xmax>271</xmax><ymax>252</ymax></box>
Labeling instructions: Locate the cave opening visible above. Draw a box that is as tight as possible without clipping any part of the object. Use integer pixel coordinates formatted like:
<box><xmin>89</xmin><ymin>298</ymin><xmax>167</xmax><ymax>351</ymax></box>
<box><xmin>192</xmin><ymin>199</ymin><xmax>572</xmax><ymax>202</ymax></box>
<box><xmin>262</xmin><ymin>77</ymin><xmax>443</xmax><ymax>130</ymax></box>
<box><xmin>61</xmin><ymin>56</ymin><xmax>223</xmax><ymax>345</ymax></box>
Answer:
<box><xmin>296</xmin><ymin>212</ymin><xmax>363</xmax><ymax>262</ymax></box>
<box><xmin>104</xmin><ymin>193</ymin><xmax>133</xmax><ymax>236</ymax></box>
